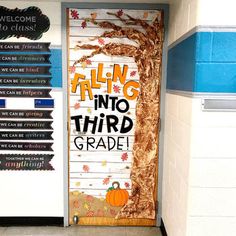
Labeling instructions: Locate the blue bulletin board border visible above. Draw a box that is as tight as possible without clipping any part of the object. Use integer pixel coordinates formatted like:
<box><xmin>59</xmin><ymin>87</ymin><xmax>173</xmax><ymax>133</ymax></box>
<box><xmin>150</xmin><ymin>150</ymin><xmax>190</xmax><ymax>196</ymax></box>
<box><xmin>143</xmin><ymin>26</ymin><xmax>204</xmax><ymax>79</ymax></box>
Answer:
<box><xmin>0</xmin><ymin>48</ymin><xmax>62</xmax><ymax>88</ymax></box>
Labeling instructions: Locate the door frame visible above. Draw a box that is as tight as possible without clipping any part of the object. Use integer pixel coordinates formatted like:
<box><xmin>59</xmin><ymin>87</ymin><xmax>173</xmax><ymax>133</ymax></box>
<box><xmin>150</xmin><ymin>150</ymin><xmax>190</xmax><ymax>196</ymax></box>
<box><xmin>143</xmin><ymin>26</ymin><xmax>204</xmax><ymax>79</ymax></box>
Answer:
<box><xmin>61</xmin><ymin>2</ymin><xmax>169</xmax><ymax>227</ymax></box>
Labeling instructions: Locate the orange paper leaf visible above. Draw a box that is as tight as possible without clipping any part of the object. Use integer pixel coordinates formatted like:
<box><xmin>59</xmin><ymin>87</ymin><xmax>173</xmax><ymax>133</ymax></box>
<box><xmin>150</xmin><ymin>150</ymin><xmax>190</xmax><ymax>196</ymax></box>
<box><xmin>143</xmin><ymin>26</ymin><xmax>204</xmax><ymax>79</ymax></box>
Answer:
<box><xmin>91</xmin><ymin>12</ymin><xmax>97</xmax><ymax>19</ymax></box>
<box><xmin>83</xmin><ymin>165</ymin><xmax>89</xmax><ymax>172</ymax></box>
<box><xmin>103</xmin><ymin>177</ymin><xmax>110</xmax><ymax>185</ymax></box>
<box><xmin>74</xmin><ymin>102</ymin><xmax>80</xmax><ymax>110</ymax></box>
<box><xmin>143</xmin><ymin>12</ymin><xmax>149</xmax><ymax>19</ymax></box>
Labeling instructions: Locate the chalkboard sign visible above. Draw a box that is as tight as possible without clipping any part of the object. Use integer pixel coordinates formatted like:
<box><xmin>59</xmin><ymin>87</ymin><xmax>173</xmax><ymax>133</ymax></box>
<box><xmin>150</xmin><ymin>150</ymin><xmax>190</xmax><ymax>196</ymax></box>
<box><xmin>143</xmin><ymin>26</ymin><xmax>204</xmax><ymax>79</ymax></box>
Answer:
<box><xmin>0</xmin><ymin>154</ymin><xmax>54</xmax><ymax>170</ymax></box>
<box><xmin>0</xmin><ymin>6</ymin><xmax>50</xmax><ymax>40</ymax></box>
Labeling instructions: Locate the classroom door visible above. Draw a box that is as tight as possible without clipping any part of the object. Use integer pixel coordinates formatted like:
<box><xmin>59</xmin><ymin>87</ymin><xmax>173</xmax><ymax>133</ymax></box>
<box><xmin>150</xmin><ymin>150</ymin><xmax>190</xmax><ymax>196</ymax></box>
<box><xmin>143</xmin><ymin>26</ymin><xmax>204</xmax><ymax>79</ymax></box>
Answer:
<box><xmin>67</xmin><ymin>7</ymin><xmax>164</xmax><ymax>225</ymax></box>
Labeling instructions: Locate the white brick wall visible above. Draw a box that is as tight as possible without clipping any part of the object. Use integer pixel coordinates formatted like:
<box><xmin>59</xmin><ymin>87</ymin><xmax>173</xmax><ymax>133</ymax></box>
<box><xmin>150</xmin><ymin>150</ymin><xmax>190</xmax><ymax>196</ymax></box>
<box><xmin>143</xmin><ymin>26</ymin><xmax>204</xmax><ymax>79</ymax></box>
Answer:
<box><xmin>168</xmin><ymin>0</ymin><xmax>199</xmax><ymax>45</ymax></box>
<box><xmin>198</xmin><ymin>0</ymin><xmax>236</xmax><ymax>26</ymax></box>
<box><xmin>164</xmin><ymin>0</ymin><xmax>236</xmax><ymax>235</ymax></box>
<box><xmin>187</xmin><ymin>97</ymin><xmax>236</xmax><ymax>236</ymax></box>
<box><xmin>162</xmin><ymin>93</ymin><xmax>192</xmax><ymax>236</ymax></box>
<box><xmin>163</xmin><ymin>93</ymin><xmax>236</xmax><ymax>236</ymax></box>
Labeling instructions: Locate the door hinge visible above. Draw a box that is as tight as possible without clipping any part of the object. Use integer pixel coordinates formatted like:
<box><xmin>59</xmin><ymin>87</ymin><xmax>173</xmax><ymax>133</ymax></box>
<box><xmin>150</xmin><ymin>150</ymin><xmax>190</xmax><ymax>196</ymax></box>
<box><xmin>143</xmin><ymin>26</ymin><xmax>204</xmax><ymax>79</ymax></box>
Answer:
<box><xmin>158</xmin><ymin>118</ymin><xmax>161</xmax><ymax>132</ymax></box>
<box><xmin>155</xmin><ymin>200</ymin><xmax>159</xmax><ymax>212</ymax></box>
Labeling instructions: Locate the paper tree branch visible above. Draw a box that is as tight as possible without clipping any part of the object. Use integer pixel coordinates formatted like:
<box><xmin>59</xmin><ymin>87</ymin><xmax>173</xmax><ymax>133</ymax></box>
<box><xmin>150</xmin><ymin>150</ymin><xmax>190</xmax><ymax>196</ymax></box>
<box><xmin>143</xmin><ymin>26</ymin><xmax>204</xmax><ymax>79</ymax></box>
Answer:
<box><xmin>73</xmin><ymin>43</ymin><xmax>138</xmax><ymax>65</ymax></box>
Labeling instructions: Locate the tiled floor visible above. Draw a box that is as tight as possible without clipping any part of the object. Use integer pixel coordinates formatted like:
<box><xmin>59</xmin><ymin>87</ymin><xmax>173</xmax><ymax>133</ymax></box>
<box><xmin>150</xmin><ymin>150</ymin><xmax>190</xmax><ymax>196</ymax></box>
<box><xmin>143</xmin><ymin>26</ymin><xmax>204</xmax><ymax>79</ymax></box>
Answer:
<box><xmin>0</xmin><ymin>226</ymin><xmax>162</xmax><ymax>236</ymax></box>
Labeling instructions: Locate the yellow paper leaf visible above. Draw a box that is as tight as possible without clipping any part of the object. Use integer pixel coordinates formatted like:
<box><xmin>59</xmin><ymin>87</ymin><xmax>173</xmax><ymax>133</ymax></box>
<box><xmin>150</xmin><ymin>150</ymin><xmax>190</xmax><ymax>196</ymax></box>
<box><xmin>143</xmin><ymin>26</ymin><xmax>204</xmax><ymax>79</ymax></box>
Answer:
<box><xmin>75</xmin><ymin>182</ymin><xmax>80</xmax><ymax>187</ymax></box>
<box><xmin>72</xmin><ymin>191</ymin><xmax>79</xmax><ymax>196</ymax></box>
<box><xmin>87</xmin><ymin>108</ymin><xmax>92</xmax><ymax>114</ymax></box>
<box><xmin>104</xmin><ymin>206</ymin><xmax>108</xmax><ymax>211</ymax></box>
<box><xmin>101</xmin><ymin>160</ymin><xmax>107</xmax><ymax>166</ymax></box>
<box><xmin>83</xmin><ymin>203</ymin><xmax>90</xmax><ymax>210</ymax></box>
<box><xmin>81</xmin><ymin>61</ymin><xmax>87</xmax><ymax>69</ymax></box>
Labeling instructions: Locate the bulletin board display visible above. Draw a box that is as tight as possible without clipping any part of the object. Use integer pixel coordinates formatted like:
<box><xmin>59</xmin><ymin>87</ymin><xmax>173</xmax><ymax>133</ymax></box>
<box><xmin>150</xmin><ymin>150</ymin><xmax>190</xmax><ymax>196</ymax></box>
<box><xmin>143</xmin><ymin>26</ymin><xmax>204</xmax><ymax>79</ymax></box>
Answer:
<box><xmin>0</xmin><ymin>4</ymin><xmax>64</xmax><ymax>218</ymax></box>
<box><xmin>0</xmin><ymin>6</ymin><xmax>54</xmax><ymax>171</ymax></box>
<box><xmin>68</xmin><ymin>8</ymin><xmax>164</xmax><ymax>225</ymax></box>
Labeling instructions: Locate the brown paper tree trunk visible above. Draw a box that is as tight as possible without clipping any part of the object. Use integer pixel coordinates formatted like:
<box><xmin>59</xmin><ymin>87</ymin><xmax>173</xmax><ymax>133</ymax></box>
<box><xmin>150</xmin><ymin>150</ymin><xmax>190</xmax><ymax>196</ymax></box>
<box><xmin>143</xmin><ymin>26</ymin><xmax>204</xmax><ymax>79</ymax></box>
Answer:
<box><xmin>73</xmin><ymin>11</ymin><xmax>164</xmax><ymax>219</ymax></box>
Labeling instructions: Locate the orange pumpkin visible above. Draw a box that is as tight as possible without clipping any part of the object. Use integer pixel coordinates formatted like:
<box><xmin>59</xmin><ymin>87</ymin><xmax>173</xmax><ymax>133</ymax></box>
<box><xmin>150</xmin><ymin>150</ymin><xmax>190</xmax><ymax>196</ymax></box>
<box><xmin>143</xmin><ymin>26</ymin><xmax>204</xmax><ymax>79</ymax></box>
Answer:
<box><xmin>106</xmin><ymin>181</ymin><xmax>129</xmax><ymax>207</ymax></box>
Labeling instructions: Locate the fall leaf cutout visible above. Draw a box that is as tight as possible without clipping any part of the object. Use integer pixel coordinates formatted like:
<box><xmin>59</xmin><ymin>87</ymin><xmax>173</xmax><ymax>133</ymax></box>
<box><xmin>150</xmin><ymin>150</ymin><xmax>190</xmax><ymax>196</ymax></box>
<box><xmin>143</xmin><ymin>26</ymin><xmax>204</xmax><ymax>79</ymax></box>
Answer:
<box><xmin>98</xmin><ymin>38</ymin><xmax>105</xmax><ymax>45</ymax></box>
<box><xmin>81</xmin><ymin>20</ymin><xmax>87</xmax><ymax>29</ymax></box>
<box><xmin>69</xmin><ymin>66</ymin><xmax>75</xmax><ymax>74</ymax></box>
<box><xmin>97</xmin><ymin>209</ymin><xmax>104</xmax><ymax>217</ymax></box>
<box><xmin>73</xmin><ymin>200</ymin><xmax>80</xmax><ymax>208</ymax></box>
<box><xmin>74</xmin><ymin>102</ymin><xmax>80</xmax><ymax>110</ymax></box>
<box><xmin>83</xmin><ymin>202</ymin><xmax>90</xmax><ymax>210</ymax></box>
<box><xmin>110</xmin><ymin>209</ymin><xmax>117</xmax><ymax>216</ymax></box>
<box><xmin>86</xmin><ymin>195</ymin><xmax>94</xmax><ymax>202</ymax></box>
<box><xmin>125</xmin><ymin>182</ymin><xmax>130</xmax><ymax>188</ymax></box>
<box><xmin>117</xmin><ymin>9</ymin><xmax>123</xmax><ymax>17</ymax></box>
<box><xmin>91</xmin><ymin>12</ymin><xmax>97</xmax><ymax>19</ymax></box>
<box><xmin>121</xmin><ymin>152</ymin><xmax>128</xmax><ymax>161</ymax></box>
<box><xmin>130</xmin><ymin>71</ymin><xmax>137</xmax><ymax>77</ymax></box>
<box><xmin>86</xmin><ymin>211</ymin><xmax>94</xmax><ymax>217</ymax></box>
<box><xmin>75</xmin><ymin>182</ymin><xmax>81</xmax><ymax>187</ymax></box>
<box><xmin>81</xmin><ymin>61</ymin><xmax>87</xmax><ymax>69</ymax></box>
<box><xmin>87</xmin><ymin>108</ymin><xmax>92</xmax><ymax>114</ymax></box>
<box><xmin>101</xmin><ymin>160</ymin><xmax>107</xmax><ymax>166</ymax></box>
<box><xmin>103</xmin><ymin>177</ymin><xmax>110</xmax><ymax>185</ymax></box>
<box><xmin>72</xmin><ymin>191</ymin><xmax>79</xmax><ymax>196</ymax></box>
<box><xmin>113</xmin><ymin>84</ymin><xmax>120</xmax><ymax>93</ymax></box>
<box><xmin>71</xmin><ymin>10</ymin><xmax>79</xmax><ymax>19</ymax></box>
<box><xmin>83</xmin><ymin>165</ymin><xmax>89</xmax><ymax>172</ymax></box>
<box><xmin>86</xmin><ymin>59</ymin><xmax>92</xmax><ymax>65</ymax></box>
<box><xmin>143</xmin><ymin>12</ymin><xmax>149</xmax><ymax>19</ymax></box>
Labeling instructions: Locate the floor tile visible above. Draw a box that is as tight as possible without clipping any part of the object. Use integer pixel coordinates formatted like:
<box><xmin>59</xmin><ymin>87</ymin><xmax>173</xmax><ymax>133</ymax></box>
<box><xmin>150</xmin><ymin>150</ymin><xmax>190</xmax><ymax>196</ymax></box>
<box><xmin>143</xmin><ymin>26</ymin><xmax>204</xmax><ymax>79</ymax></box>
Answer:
<box><xmin>3</xmin><ymin>226</ymin><xmax>67</xmax><ymax>236</ymax></box>
<box><xmin>125</xmin><ymin>227</ymin><xmax>162</xmax><ymax>236</ymax></box>
<box><xmin>2</xmin><ymin>226</ymin><xmax>162</xmax><ymax>236</ymax></box>
<box><xmin>0</xmin><ymin>227</ymin><xmax>7</xmax><ymax>235</ymax></box>
<box><xmin>68</xmin><ymin>226</ymin><xmax>127</xmax><ymax>236</ymax></box>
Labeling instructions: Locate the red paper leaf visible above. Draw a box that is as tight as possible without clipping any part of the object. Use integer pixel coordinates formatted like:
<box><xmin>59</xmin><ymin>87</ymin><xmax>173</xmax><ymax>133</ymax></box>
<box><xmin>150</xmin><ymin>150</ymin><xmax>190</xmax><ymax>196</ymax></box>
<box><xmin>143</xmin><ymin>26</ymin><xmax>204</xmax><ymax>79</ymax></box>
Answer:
<box><xmin>117</xmin><ymin>9</ymin><xmax>123</xmax><ymax>17</ymax></box>
<box><xmin>86</xmin><ymin>59</ymin><xmax>92</xmax><ymax>65</ymax></box>
<box><xmin>81</xmin><ymin>20</ymin><xmax>87</xmax><ymax>29</ymax></box>
<box><xmin>110</xmin><ymin>209</ymin><xmax>116</xmax><ymax>216</ymax></box>
<box><xmin>86</xmin><ymin>195</ymin><xmax>94</xmax><ymax>202</ymax></box>
<box><xmin>98</xmin><ymin>38</ymin><xmax>105</xmax><ymax>45</ymax></box>
<box><xmin>71</xmin><ymin>10</ymin><xmax>79</xmax><ymax>19</ymax></box>
<box><xmin>113</xmin><ymin>85</ymin><xmax>120</xmax><ymax>93</ymax></box>
<box><xmin>124</xmin><ymin>182</ymin><xmax>130</xmax><ymax>188</ymax></box>
<box><xmin>83</xmin><ymin>165</ymin><xmax>89</xmax><ymax>172</ymax></box>
<box><xmin>86</xmin><ymin>211</ymin><xmax>94</xmax><ymax>217</ymax></box>
<box><xmin>69</xmin><ymin>66</ymin><xmax>76</xmax><ymax>74</ymax></box>
<box><xmin>103</xmin><ymin>177</ymin><xmax>110</xmax><ymax>185</ymax></box>
<box><xmin>97</xmin><ymin>209</ymin><xmax>104</xmax><ymax>217</ymax></box>
<box><xmin>130</xmin><ymin>71</ymin><xmax>137</xmax><ymax>77</ymax></box>
<box><xmin>121</xmin><ymin>153</ymin><xmax>128</xmax><ymax>161</ymax></box>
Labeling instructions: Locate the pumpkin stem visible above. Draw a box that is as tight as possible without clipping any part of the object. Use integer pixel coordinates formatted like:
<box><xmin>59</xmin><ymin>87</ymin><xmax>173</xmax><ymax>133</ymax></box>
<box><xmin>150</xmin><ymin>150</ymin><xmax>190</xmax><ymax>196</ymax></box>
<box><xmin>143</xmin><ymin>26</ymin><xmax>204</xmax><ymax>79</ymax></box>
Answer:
<box><xmin>112</xmin><ymin>181</ymin><xmax>120</xmax><ymax>189</ymax></box>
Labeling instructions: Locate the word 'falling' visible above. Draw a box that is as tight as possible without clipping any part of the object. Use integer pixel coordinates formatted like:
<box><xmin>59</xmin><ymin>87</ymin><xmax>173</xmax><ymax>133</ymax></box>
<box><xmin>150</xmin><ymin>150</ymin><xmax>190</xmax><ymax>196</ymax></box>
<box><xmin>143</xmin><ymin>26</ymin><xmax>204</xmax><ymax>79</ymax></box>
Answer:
<box><xmin>71</xmin><ymin>63</ymin><xmax>140</xmax><ymax>101</ymax></box>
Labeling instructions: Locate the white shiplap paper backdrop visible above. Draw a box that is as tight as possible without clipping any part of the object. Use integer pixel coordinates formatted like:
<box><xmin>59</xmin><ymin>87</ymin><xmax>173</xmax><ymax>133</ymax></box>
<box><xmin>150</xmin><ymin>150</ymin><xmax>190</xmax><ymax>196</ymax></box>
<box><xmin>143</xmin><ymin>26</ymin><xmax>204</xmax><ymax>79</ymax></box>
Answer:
<box><xmin>68</xmin><ymin>8</ymin><xmax>158</xmax><ymax>199</ymax></box>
